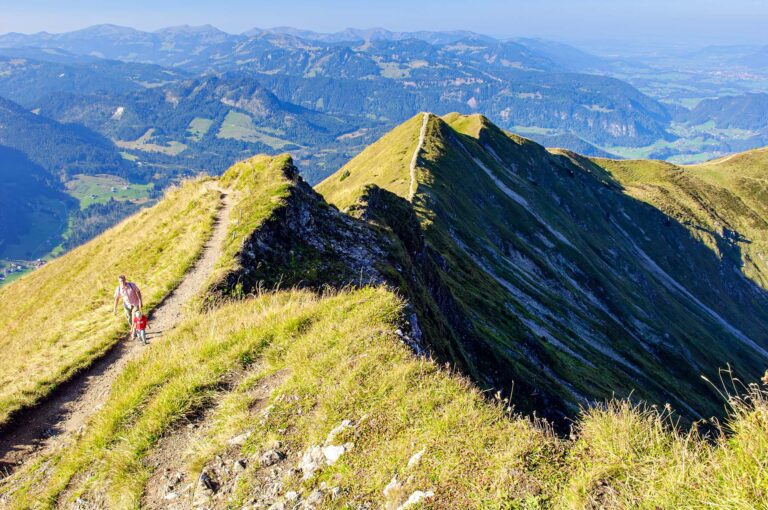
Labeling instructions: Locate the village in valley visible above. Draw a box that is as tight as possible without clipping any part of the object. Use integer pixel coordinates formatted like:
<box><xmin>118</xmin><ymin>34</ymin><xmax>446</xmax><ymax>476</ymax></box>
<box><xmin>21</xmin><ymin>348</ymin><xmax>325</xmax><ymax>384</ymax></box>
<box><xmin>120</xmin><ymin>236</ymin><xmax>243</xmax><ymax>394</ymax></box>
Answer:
<box><xmin>0</xmin><ymin>259</ymin><xmax>46</xmax><ymax>284</ymax></box>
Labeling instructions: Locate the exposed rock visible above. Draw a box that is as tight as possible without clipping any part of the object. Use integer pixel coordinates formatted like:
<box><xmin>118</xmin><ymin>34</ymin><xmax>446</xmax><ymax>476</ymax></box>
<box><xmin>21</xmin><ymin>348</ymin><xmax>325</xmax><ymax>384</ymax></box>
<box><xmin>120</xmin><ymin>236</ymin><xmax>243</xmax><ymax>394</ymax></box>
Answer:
<box><xmin>306</xmin><ymin>488</ymin><xmax>324</xmax><ymax>505</ymax></box>
<box><xmin>322</xmin><ymin>442</ymin><xmax>352</xmax><ymax>465</ymax></box>
<box><xmin>324</xmin><ymin>419</ymin><xmax>352</xmax><ymax>445</ymax></box>
<box><xmin>406</xmin><ymin>448</ymin><xmax>425</xmax><ymax>469</ymax></box>
<box><xmin>214</xmin><ymin>161</ymin><xmax>389</xmax><ymax>297</ymax></box>
<box><xmin>227</xmin><ymin>431</ymin><xmax>252</xmax><ymax>446</ymax></box>
<box><xmin>299</xmin><ymin>445</ymin><xmax>325</xmax><ymax>479</ymax></box>
<box><xmin>397</xmin><ymin>490</ymin><xmax>435</xmax><ymax>509</ymax></box>
<box><xmin>383</xmin><ymin>476</ymin><xmax>401</xmax><ymax>497</ymax></box>
<box><xmin>260</xmin><ymin>449</ymin><xmax>286</xmax><ymax>467</ymax></box>
<box><xmin>199</xmin><ymin>470</ymin><xmax>219</xmax><ymax>493</ymax></box>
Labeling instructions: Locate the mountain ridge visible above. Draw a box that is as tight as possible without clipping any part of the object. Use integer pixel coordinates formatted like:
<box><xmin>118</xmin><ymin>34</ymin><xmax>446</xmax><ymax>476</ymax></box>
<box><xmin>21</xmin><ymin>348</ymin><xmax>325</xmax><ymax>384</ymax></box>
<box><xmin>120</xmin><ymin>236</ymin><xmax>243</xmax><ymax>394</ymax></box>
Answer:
<box><xmin>318</xmin><ymin>112</ymin><xmax>768</xmax><ymax>422</ymax></box>
<box><xmin>0</xmin><ymin>139</ymin><xmax>766</xmax><ymax>508</ymax></box>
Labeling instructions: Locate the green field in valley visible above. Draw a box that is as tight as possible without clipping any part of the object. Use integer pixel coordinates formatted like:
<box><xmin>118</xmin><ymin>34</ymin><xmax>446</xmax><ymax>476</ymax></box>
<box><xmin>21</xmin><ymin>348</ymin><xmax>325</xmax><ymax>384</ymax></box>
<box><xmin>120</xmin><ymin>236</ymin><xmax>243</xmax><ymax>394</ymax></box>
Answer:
<box><xmin>115</xmin><ymin>128</ymin><xmax>188</xmax><ymax>156</ymax></box>
<box><xmin>217</xmin><ymin>110</ymin><xmax>298</xmax><ymax>149</ymax></box>
<box><xmin>186</xmin><ymin>117</ymin><xmax>214</xmax><ymax>141</ymax></box>
<box><xmin>65</xmin><ymin>174</ymin><xmax>153</xmax><ymax>209</ymax></box>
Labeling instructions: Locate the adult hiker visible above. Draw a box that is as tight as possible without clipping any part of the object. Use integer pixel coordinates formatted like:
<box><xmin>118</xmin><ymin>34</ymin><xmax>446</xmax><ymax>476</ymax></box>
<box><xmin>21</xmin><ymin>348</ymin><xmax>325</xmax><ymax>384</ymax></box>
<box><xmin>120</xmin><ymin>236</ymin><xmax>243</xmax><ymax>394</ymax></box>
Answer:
<box><xmin>113</xmin><ymin>275</ymin><xmax>143</xmax><ymax>329</ymax></box>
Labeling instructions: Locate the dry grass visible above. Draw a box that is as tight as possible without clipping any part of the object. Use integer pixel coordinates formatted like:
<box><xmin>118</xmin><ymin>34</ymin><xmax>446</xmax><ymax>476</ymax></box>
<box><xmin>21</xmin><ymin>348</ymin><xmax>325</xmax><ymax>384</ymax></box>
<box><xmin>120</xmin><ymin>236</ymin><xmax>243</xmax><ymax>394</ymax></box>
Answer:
<box><xmin>4</xmin><ymin>285</ymin><xmax>767</xmax><ymax>509</ymax></box>
<box><xmin>0</xmin><ymin>179</ymin><xmax>220</xmax><ymax>426</ymax></box>
<box><xmin>315</xmin><ymin>113</ymin><xmax>423</xmax><ymax>210</ymax></box>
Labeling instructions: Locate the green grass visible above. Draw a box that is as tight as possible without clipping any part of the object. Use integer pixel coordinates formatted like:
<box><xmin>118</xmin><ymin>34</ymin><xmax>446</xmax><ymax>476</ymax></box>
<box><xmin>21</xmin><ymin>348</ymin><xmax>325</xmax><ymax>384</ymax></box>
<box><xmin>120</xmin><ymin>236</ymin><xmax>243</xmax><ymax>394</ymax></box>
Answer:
<box><xmin>315</xmin><ymin>113</ymin><xmax>423</xmax><ymax>210</ymax></box>
<box><xmin>592</xmin><ymin>149</ymin><xmax>768</xmax><ymax>289</ymax></box>
<box><xmin>0</xmin><ymin>179</ymin><xmax>220</xmax><ymax>427</ymax></box>
<box><xmin>3</xmin><ymin>285</ymin><xmax>767</xmax><ymax>509</ymax></box>
<box><xmin>115</xmin><ymin>128</ymin><xmax>188</xmax><ymax>156</ymax></box>
<box><xmin>1</xmin><ymin>138</ymin><xmax>768</xmax><ymax>508</ymax></box>
<box><xmin>119</xmin><ymin>152</ymin><xmax>138</xmax><ymax>162</ymax></box>
<box><xmin>318</xmin><ymin>112</ymin><xmax>768</xmax><ymax>424</ymax></box>
<box><xmin>65</xmin><ymin>174</ymin><xmax>153</xmax><ymax>209</ymax></box>
<box><xmin>0</xmin><ymin>267</ymin><xmax>33</xmax><ymax>287</ymax></box>
<box><xmin>378</xmin><ymin>61</ymin><xmax>411</xmax><ymax>79</ymax></box>
<box><xmin>217</xmin><ymin>111</ymin><xmax>297</xmax><ymax>149</ymax></box>
<box><xmin>186</xmin><ymin>117</ymin><xmax>214</xmax><ymax>142</ymax></box>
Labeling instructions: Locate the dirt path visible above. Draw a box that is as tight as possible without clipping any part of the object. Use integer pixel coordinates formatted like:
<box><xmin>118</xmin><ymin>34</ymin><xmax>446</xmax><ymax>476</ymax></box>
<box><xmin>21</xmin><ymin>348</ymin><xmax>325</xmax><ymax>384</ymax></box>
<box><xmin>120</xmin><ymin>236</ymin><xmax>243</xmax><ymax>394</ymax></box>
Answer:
<box><xmin>0</xmin><ymin>187</ymin><xmax>233</xmax><ymax>477</ymax></box>
<box><xmin>140</xmin><ymin>369</ymin><xmax>287</xmax><ymax>509</ymax></box>
<box><xmin>408</xmin><ymin>113</ymin><xmax>430</xmax><ymax>201</ymax></box>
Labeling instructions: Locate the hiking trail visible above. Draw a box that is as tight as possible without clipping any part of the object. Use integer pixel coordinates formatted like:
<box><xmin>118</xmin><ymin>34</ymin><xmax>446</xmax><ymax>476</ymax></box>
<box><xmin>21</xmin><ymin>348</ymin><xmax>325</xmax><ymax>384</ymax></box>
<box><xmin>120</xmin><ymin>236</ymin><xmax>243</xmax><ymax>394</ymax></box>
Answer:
<box><xmin>408</xmin><ymin>112</ymin><xmax>430</xmax><ymax>201</ymax></box>
<box><xmin>0</xmin><ymin>186</ymin><xmax>233</xmax><ymax>477</ymax></box>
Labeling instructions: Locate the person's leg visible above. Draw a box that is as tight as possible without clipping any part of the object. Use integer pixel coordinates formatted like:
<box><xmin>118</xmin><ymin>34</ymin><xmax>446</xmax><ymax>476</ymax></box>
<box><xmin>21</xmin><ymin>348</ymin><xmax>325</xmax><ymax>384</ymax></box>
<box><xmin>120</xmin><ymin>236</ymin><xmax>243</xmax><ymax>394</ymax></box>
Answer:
<box><xmin>123</xmin><ymin>303</ymin><xmax>133</xmax><ymax>324</ymax></box>
<box><xmin>139</xmin><ymin>329</ymin><xmax>147</xmax><ymax>345</ymax></box>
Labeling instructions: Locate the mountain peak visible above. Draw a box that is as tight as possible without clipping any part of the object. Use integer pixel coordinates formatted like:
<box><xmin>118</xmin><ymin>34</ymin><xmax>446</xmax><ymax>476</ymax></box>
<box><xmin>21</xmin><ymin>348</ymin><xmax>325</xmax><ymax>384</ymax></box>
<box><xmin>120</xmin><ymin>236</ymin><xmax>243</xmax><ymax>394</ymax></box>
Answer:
<box><xmin>154</xmin><ymin>24</ymin><xmax>226</xmax><ymax>35</ymax></box>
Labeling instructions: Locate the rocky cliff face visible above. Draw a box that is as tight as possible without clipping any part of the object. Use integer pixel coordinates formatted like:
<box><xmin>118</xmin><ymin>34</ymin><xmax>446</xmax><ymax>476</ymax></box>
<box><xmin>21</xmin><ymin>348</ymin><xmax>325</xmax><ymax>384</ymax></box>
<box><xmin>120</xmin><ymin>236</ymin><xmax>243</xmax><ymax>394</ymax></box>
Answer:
<box><xmin>214</xmin><ymin>159</ymin><xmax>389</xmax><ymax>296</ymax></box>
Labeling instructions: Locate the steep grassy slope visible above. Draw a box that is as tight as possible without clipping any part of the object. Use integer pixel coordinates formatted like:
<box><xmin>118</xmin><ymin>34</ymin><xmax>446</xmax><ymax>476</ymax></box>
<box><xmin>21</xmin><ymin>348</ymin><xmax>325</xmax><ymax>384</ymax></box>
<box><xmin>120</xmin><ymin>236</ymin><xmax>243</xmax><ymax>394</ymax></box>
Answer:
<box><xmin>318</xmin><ymin>113</ymin><xmax>768</xmax><ymax>422</ymax></box>
<box><xmin>0</xmin><ymin>152</ymin><xmax>316</xmax><ymax>428</ymax></box>
<box><xmin>3</xmin><ymin>287</ymin><xmax>766</xmax><ymax>509</ymax></box>
<box><xmin>589</xmin><ymin>148</ymin><xmax>768</xmax><ymax>289</ymax></box>
<box><xmin>0</xmin><ymin>180</ymin><xmax>220</xmax><ymax>426</ymax></box>
<box><xmin>1</xmin><ymin>149</ymin><xmax>767</xmax><ymax>509</ymax></box>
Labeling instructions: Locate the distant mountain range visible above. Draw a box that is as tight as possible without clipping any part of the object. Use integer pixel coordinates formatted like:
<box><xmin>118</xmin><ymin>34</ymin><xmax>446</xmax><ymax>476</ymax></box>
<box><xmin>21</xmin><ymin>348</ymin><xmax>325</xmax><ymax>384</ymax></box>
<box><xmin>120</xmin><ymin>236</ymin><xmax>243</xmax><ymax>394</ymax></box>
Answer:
<box><xmin>0</xmin><ymin>24</ymin><xmax>672</xmax><ymax>149</ymax></box>
<box><xmin>2</xmin><ymin>24</ymin><xmax>768</xmax><ymax>267</ymax></box>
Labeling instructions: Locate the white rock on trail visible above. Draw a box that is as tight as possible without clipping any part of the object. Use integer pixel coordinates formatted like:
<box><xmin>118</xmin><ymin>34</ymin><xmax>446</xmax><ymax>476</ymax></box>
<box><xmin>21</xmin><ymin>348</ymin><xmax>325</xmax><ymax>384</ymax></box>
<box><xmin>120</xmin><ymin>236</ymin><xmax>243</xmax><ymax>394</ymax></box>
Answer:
<box><xmin>299</xmin><ymin>445</ymin><xmax>325</xmax><ymax>479</ymax></box>
<box><xmin>383</xmin><ymin>476</ymin><xmax>401</xmax><ymax>497</ymax></box>
<box><xmin>324</xmin><ymin>419</ymin><xmax>353</xmax><ymax>445</ymax></box>
<box><xmin>322</xmin><ymin>443</ymin><xmax>352</xmax><ymax>465</ymax></box>
<box><xmin>406</xmin><ymin>448</ymin><xmax>425</xmax><ymax>469</ymax></box>
<box><xmin>397</xmin><ymin>490</ymin><xmax>435</xmax><ymax>510</ymax></box>
<box><xmin>227</xmin><ymin>431</ymin><xmax>251</xmax><ymax>446</ymax></box>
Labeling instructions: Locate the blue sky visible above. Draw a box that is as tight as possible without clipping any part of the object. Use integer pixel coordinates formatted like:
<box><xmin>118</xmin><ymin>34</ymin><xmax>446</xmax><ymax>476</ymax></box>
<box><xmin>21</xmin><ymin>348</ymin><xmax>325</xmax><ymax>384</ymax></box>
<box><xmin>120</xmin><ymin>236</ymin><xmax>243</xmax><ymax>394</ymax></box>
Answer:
<box><xmin>2</xmin><ymin>0</ymin><xmax>767</xmax><ymax>45</ymax></box>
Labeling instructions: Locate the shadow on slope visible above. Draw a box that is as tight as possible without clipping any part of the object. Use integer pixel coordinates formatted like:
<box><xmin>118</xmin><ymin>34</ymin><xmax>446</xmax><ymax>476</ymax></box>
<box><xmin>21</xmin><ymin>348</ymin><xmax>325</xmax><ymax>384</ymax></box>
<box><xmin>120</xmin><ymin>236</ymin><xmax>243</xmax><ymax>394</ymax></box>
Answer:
<box><xmin>318</xmin><ymin>112</ymin><xmax>768</xmax><ymax>426</ymax></box>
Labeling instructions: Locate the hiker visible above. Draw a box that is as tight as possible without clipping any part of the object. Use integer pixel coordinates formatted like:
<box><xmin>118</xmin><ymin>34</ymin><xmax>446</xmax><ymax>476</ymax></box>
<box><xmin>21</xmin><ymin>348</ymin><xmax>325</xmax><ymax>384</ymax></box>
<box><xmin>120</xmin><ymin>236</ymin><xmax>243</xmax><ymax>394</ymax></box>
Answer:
<box><xmin>131</xmin><ymin>309</ymin><xmax>149</xmax><ymax>345</ymax></box>
<box><xmin>113</xmin><ymin>275</ymin><xmax>143</xmax><ymax>327</ymax></box>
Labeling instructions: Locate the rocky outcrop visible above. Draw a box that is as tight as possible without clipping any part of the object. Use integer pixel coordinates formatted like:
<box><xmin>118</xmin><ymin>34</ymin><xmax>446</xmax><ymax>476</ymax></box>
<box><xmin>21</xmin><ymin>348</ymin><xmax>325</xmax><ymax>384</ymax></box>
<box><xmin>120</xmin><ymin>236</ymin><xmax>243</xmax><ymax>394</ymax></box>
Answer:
<box><xmin>216</xmin><ymin>163</ymin><xmax>389</xmax><ymax>296</ymax></box>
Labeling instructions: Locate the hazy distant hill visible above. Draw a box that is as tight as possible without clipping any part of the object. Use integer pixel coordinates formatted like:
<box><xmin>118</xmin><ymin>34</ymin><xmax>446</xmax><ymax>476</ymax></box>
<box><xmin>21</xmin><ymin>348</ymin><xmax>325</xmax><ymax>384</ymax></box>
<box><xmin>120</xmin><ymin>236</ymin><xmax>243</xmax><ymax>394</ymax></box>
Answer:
<box><xmin>0</xmin><ymin>25</ymin><xmax>674</xmax><ymax>149</ymax></box>
<box><xmin>0</xmin><ymin>146</ymin><xmax>73</xmax><ymax>259</ymax></box>
<box><xmin>684</xmin><ymin>92</ymin><xmax>768</xmax><ymax>130</ymax></box>
<box><xmin>0</xmin><ymin>96</ymin><xmax>133</xmax><ymax>180</ymax></box>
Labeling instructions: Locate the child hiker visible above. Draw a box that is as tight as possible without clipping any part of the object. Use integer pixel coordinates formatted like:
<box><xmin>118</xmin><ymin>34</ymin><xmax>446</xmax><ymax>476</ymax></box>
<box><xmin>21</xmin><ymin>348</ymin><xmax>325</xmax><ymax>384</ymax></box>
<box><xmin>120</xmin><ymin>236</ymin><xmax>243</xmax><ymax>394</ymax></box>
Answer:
<box><xmin>132</xmin><ymin>308</ymin><xmax>149</xmax><ymax>345</ymax></box>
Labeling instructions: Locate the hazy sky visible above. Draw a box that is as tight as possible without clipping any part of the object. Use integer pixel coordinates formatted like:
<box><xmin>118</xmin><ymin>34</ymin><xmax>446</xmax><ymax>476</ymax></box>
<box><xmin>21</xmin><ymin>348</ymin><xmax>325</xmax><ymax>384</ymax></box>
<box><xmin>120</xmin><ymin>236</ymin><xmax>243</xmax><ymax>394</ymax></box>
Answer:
<box><xmin>2</xmin><ymin>0</ymin><xmax>767</xmax><ymax>46</ymax></box>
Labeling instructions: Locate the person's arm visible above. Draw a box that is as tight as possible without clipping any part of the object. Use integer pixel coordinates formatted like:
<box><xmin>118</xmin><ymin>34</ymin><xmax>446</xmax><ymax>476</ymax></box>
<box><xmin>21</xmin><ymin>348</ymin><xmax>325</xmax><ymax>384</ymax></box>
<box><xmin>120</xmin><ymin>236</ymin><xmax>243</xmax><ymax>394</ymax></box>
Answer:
<box><xmin>130</xmin><ymin>319</ymin><xmax>136</xmax><ymax>335</ymax></box>
<box><xmin>113</xmin><ymin>288</ymin><xmax>120</xmax><ymax>315</ymax></box>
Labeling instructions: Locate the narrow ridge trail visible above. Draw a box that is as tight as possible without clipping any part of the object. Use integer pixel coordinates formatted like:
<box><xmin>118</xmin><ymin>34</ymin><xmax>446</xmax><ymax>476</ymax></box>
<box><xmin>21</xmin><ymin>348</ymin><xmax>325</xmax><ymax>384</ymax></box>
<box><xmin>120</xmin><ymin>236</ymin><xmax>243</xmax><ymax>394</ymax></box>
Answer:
<box><xmin>0</xmin><ymin>186</ymin><xmax>233</xmax><ymax>478</ymax></box>
<box><xmin>408</xmin><ymin>112</ymin><xmax>430</xmax><ymax>201</ymax></box>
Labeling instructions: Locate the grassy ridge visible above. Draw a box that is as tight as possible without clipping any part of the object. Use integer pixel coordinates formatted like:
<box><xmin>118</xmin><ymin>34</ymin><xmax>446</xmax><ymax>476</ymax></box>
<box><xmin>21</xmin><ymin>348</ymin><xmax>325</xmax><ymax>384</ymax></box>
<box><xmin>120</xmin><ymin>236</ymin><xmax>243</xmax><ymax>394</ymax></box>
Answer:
<box><xmin>0</xmin><ymin>179</ymin><xmax>220</xmax><ymax>426</ymax></box>
<box><xmin>317</xmin><ymin>113</ymin><xmax>768</xmax><ymax>422</ymax></box>
<box><xmin>1</xmin><ymin>144</ymin><xmax>767</xmax><ymax>507</ymax></box>
<box><xmin>3</xmin><ymin>286</ymin><xmax>766</xmax><ymax>508</ymax></box>
<box><xmin>315</xmin><ymin>113</ymin><xmax>422</xmax><ymax>210</ymax></box>
<box><xmin>591</xmin><ymin>149</ymin><xmax>768</xmax><ymax>290</ymax></box>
